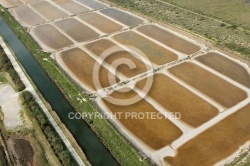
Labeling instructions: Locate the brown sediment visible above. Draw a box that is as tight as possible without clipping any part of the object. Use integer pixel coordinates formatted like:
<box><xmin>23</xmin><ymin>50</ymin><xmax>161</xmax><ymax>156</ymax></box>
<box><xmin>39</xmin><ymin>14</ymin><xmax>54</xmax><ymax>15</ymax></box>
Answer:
<box><xmin>33</xmin><ymin>24</ymin><xmax>73</xmax><ymax>50</ymax></box>
<box><xmin>169</xmin><ymin>62</ymin><xmax>248</xmax><ymax>108</ymax></box>
<box><xmin>58</xmin><ymin>1</ymin><xmax>90</xmax><ymax>15</ymax></box>
<box><xmin>79</xmin><ymin>12</ymin><xmax>123</xmax><ymax>34</ymax></box>
<box><xmin>165</xmin><ymin>103</ymin><xmax>250</xmax><ymax>166</ymax></box>
<box><xmin>136</xmin><ymin>74</ymin><xmax>219</xmax><ymax>127</ymax></box>
<box><xmin>54</xmin><ymin>18</ymin><xmax>100</xmax><ymax>42</ymax></box>
<box><xmin>31</xmin><ymin>1</ymin><xmax>68</xmax><ymax>20</ymax></box>
<box><xmin>52</xmin><ymin>0</ymin><xmax>69</xmax><ymax>3</ymax></box>
<box><xmin>1</xmin><ymin>0</ymin><xmax>23</xmax><ymax>7</ymax></box>
<box><xmin>75</xmin><ymin>0</ymin><xmax>107</xmax><ymax>10</ymax></box>
<box><xmin>85</xmin><ymin>39</ymin><xmax>150</xmax><ymax>78</ymax></box>
<box><xmin>102</xmin><ymin>89</ymin><xmax>183</xmax><ymax>150</ymax></box>
<box><xmin>60</xmin><ymin>48</ymin><xmax>118</xmax><ymax>90</ymax></box>
<box><xmin>137</xmin><ymin>25</ymin><xmax>200</xmax><ymax>54</ymax></box>
<box><xmin>196</xmin><ymin>52</ymin><xmax>250</xmax><ymax>88</ymax></box>
<box><xmin>10</xmin><ymin>6</ymin><xmax>45</xmax><ymax>27</ymax></box>
<box><xmin>100</xmin><ymin>8</ymin><xmax>144</xmax><ymax>27</ymax></box>
<box><xmin>113</xmin><ymin>31</ymin><xmax>178</xmax><ymax>65</ymax></box>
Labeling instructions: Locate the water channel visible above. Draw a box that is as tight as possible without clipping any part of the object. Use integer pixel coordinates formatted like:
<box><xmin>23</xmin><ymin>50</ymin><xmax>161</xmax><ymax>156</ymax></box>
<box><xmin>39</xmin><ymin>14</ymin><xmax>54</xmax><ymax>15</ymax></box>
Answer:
<box><xmin>0</xmin><ymin>17</ymin><xmax>119</xmax><ymax>166</ymax></box>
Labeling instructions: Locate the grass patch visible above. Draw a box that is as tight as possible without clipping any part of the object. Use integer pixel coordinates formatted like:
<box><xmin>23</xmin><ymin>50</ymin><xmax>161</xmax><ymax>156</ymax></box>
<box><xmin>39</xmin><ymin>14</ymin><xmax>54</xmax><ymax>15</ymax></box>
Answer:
<box><xmin>161</xmin><ymin>0</ymin><xmax>250</xmax><ymax>30</ymax></box>
<box><xmin>22</xmin><ymin>104</ymin><xmax>61</xmax><ymax>166</ymax></box>
<box><xmin>0</xmin><ymin>47</ymin><xmax>25</xmax><ymax>91</ymax></box>
<box><xmin>225</xmin><ymin>147</ymin><xmax>250</xmax><ymax>166</ymax></box>
<box><xmin>105</xmin><ymin>0</ymin><xmax>250</xmax><ymax>57</ymax></box>
<box><xmin>0</xmin><ymin>73</ymin><xmax>7</xmax><ymax>83</ymax></box>
<box><xmin>22</xmin><ymin>91</ymin><xmax>78</xmax><ymax>166</ymax></box>
<box><xmin>225</xmin><ymin>43</ymin><xmax>250</xmax><ymax>57</ymax></box>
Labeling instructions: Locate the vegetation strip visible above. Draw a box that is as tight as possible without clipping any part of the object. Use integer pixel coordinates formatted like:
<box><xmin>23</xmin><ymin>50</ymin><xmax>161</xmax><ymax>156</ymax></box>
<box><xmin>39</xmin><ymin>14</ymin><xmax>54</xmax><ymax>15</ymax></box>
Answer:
<box><xmin>0</xmin><ymin>45</ymin><xmax>80</xmax><ymax>165</ymax></box>
<box><xmin>22</xmin><ymin>91</ymin><xmax>78</xmax><ymax>166</ymax></box>
<box><xmin>105</xmin><ymin>0</ymin><xmax>250</xmax><ymax>57</ymax></box>
<box><xmin>0</xmin><ymin>47</ymin><xmax>50</xmax><ymax>166</ymax></box>
<box><xmin>0</xmin><ymin>47</ymin><xmax>25</xmax><ymax>92</ymax></box>
<box><xmin>0</xmin><ymin>5</ymin><xmax>153</xmax><ymax>166</ymax></box>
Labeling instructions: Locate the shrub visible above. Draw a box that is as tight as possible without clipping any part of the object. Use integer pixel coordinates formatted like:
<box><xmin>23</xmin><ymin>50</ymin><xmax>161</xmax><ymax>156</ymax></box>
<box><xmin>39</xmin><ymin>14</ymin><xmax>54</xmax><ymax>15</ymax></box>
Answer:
<box><xmin>22</xmin><ymin>91</ymin><xmax>77</xmax><ymax>166</ymax></box>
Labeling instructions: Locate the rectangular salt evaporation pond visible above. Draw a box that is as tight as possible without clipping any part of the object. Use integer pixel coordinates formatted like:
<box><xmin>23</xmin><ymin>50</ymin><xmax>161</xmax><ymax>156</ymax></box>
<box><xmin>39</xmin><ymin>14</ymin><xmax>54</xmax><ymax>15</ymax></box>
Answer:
<box><xmin>22</xmin><ymin>0</ymin><xmax>41</xmax><ymax>3</ymax></box>
<box><xmin>0</xmin><ymin>0</ymin><xmax>23</xmax><ymax>8</ymax></box>
<box><xmin>75</xmin><ymin>0</ymin><xmax>107</xmax><ymax>9</ymax></box>
<box><xmin>10</xmin><ymin>5</ymin><xmax>46</xmax><ymax>27</ymax></box>
<box><xmin>101</xmin><ymin>89</ymin><xmax>183</xmax><ymax>150</ymax></box>
<box><xmin>56</xmin><ymin>1</ymin><xmax>90</xmax><ymax>15</ymax></box>
<box><xmin>32</xmin><ymin>24</ymin><xmax>74</xmax><ymax>51</ymax></box>
<box><xmin>169</xmin><ymin>62</ymin><xmax>248</xmax><ymax>108</ymax></box>
<box><xmin>58</xmin><ymin>48</ymin><xmax>119</xmax><ymax>91</ymax></box>
<box><xmin>52</xmin><ymin>0</ymin><xmax>68</xmax><ymax>3</ymax></box>
<box><xmin>79</xmin><ymin>12</ymin><xmax>123</xmax><ymax>34</ymax></box>
<box><xmin>113</xmin><ymin>31</ymin><xmax>178</xmax><ymax>65</ymax></box>
<box><xmin>196</xmin><ymin>52</ymin><xmax>250</xmax><ymax>88</ymax></box>
<box><xmin>85</xmin><ymin>39</ymin><xmax>150</xmax><ymax>78</ymax></box>
<box><xmin>31</xmin><ymin>1</ymin><xmax>68</xmax><ymax>20</ymax></box>
<box><xmin>136</xmin><ymin>74</ymin><xmax>219</xmax><ymax>127</ymax></box>
<box><xmin>100</xmin><ymin>8</ymin><xmax>144</xmax><ymax>27</ymax></box>
<box><xmin>54</xmin><ymin>18</ymin><xmax>100</xmax><ymax>42</ymax></box>
<box><xmin>52</xmin><ymin>0</ymin><xmax>68</xmax><ymax>2</ymax></box>
<box><xmin>165</xmin><ymin>103</ymin><xmax>250</xmax><ymax>166</ymax></box>
<box><xmin>137</xmin><ymin>25</ymin><xmax>201</xmax><ymax>55</ymax></box>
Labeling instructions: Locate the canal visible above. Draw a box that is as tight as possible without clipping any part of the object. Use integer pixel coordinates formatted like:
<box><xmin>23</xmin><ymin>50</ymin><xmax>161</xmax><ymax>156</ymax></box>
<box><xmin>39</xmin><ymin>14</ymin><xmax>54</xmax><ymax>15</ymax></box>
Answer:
<box><xmin>0</xmin><ymin>17</ymin><xmax>119</xmax><ymax>166</ymax></box>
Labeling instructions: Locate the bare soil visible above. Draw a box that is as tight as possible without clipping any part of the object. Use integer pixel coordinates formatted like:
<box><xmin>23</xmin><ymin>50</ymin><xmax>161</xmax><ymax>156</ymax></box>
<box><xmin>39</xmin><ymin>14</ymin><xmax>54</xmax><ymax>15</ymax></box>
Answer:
<box><xmin>0</xmin><ymin>145</ymin><xmax>8</xmax><ymax>166</ymax></box>
<box><xmin>13</xmin><ymin>139</ymin><xmax>34</xmax><ymax>166</ymax></box>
